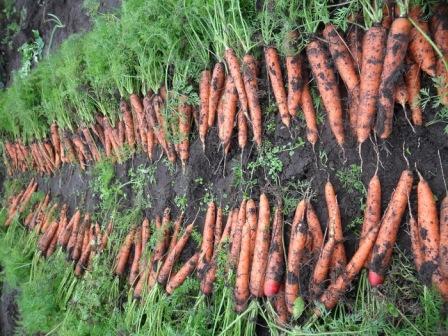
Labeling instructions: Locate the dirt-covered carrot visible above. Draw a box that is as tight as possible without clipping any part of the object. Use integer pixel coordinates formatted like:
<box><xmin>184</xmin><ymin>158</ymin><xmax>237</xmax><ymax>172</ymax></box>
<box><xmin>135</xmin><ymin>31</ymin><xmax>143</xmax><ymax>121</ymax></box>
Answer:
<box><xmin>208</xmin><ymin>63</ymin><xmax>226</xmax><ymax>127</ymax></box>
<box><xmin>235</xmin><ymin>209</ymin><xmax>252</xmax><ymax>313</ymax></box>
<box><xmin>249</xmin><ymin>194</ymin><xmax>270</xmax><ymax>297</ymax></box>
<box><xmin>166</xmin><ymin>252</ymin><xmax>200</xmax><ymax>295</ymax></box>
<box><xmin>214</xmin><ymin>208</ymin><xmax>223</xmax><ymax>251</ymax></box>
<box><xmin>347</xmin><ymin>23</ymin><xmax>363</xmax><ymax>73</ymax></box>
<box><xmin>62</xmin><ymin>210</ymin><xmax>79</xmax><ymax>248</ymax></box>
<box><xmin>237</xmin><ymin>110</ymin><xmax>248</xmax><ymax>150</ymax></box>
<box><xmin>197</xmin><ymin>202</ymin><xmax>216</xmax><ymax>277</ymax></box>
<box><xmin>285</xmin><ymin>200</ymin><xmax>307</xmax><ymax>313</ymax></box>
<box><xmin>273</xmin><ymin>284</ymin><xmax>290</xmax><ymax>326</ymax></box>
<box><xmin>38</xmin><ymin>220</ymin><xmax>59</xmax><ymax>253</ymax></box>
<box><xmin>157</xmin><ymin>223</ymin><xmax>194</xmax><ymax>286</ymax></box>
<box><xmin>199</xmin><ymin>70</ymin><xmax>211</xmax><ymax>149</ymax></box>
<box><xmin>219</xmin><ymin>76</ymin><xmax>238</xmax><ymax>150</ymax></box>
<box><xmin>45</xmin><ymin>223</ymin><xmax>60</xmax><ymax>258</ymax></box>
<box><xmin>357</xmin><ymin>23</ymin><xmax>387</xmax><ymax>143</ymax></box>
<box><xmin>307</xmin><ymin>39</ymin><xmax>344</xmax><ymax>145</ymax></box>
<box><xmin>285</xmin><ymin>31</ymin><xmax>304</xmax><ymax>117</ymax></box>
<box><xmin>129</xmin><ymin>226</ymin><xmax>142</xmax><ymax>285</ymax></box>
<box><xmin>440</xmin><ymin>196</ymin><xmax>448</xmax><ymax>278</ymax></box>
<box><xmin>264</xmin><ymin>202</ymin><xmax>284</xmax><ymax>297</ymax></box>
<box><xmin>81</xmin><ymin>127</ymin><xmax>101</xmax><ymax>162</ymax></box>
<box><xmin>417</xmin><ymin>173</ymin><xmax>440</xmax><ymax>274</ymax></box>
<box><xmin>115</xmin><ymin>227</ymin><xmax>135</xmax><ymax>276</ymax></box>
<box><xmin>325</xmin><ymin>181</ymin><xmax>346</xmax><ymax>277</ymax></box>
<box><xmin>153</xmin><ymin>96</ymin><xmax>176</xmax><ymax>162</ymax></box>
<box><xmin>100</xmin><ymin>221</ymin><xmax>113</xmax><ymax>251</ymax></box>
<box><xmin>246</xmin><ymin>199</ymin><xmax>258</xmax><ymax>261</ymax></box>
<box><xmin>307</xmin><ymin>202</ymin><xmax>324</xmax><ymax>255</ymax></box>
<box><xmin>382</xmin><ymin>1</ymin><xmax>394</xmax><ymax>29</ymax></box>
<box><xmin>405</xmin><ymin>61</ymin><xmax>422</xmax><ymax>126</ymax></box>
<box><xmin>168</xmin><ymin>213</ymin><xmax>184</xmax><ymax>253</ymax></box>
<box><xmin>369</xmin><ymin>170</ymin><xmax>413</xmax><ymax>286</ymax></box>
<box><xmin>408</xmin><ymin>6</ymin><xmax>436</xmax><ymax>77</ymax></box>
<box><xmin>72</xmin><ymin>216</ymin><xmax>89</xmax><ymax>262</ymax></box>
<box><xmin>375</xmin><ymin>14</ymin><xmax>412</xmax><ymax>139</ymax></box>
<box><xmin>130</xmin><ymin>94</ymin><xmax>147</xmax><ymax>146</ymax></box>
<box><xmin>265</xmin><ymin>46</ymin><xmax>290</xmax><ymax>127</ymax></box>
<box><xmin>300</xmin><ymin>82</ymin><xmax>319</xmax><ymax>146</ymax></box>
<box><xmin>409</xmin><ymin>214</ymin><xmax>423</xmax><ymax>273</ymax></box>
<box><xmin>430</xmin><ymin>12</ymin><xmax>448</xmax><ymax>106</ymax></box>
<box><xmin>225</xmin><ymin>48</ymin><xmax>248</xmax><ymax>118</ymax></box>
<box><xmin>242</xmin><ymin>54</ymin><xmax>262</xmax><ymax>146</ymax></box>
<box><xmin>178</xmin><ymin>96</ymin><xmax>192</xmax><ymax>168</ymax></box>
<box><xmin>119</xmin><ymin>100</ymin><xmax>136</xmax><ymax>149</ymax></box>
<box><xmin>219</xmin><ymin>209</ymin><xmax>235</xmax><ymax>246</ymax></box>
<box><xmin>230</xmin><ymin>201</ymin><xmax>246</xmax><ymax>267</ymax></box>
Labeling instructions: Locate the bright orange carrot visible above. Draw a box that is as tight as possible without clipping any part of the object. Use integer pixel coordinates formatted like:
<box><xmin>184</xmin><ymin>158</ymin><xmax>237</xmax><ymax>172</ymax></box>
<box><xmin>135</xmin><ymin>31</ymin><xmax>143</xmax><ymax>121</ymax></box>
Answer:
<box><xmin>115</xmin><ymin>227</ymin><xmax>135</xmax><ymax>276</ymax></box>
<box><xmin>166</xmin><ymin>252</ymin><xmax>200</xmax><ymax>295</ymax></box>
<box><xmin>178</xmin><ymin>96</ymin><xmax>192</xmax><ymax>168</ymax></box>
<box><xmin>242</xmin><ymin>54</ymin><xmax>262</xmax><ymax>146</ymax></box>
<box><xmin>405</xmin><ymin>61</ymin><xmax>422</xmax><ymax>126</ymax></box>
<box><xmin>409</xmin><ymin>214</ymin><xmax>423</xmax><ymax>273</ymax></box>
<box><xmin>219</xmin><ymin>76</ymin><xmax>238</xmax><ymax>149</ymax></box>
<box><xmin>307</xmin><ymin>202</ymin><xmax>324</xmax><ymax>255</ymax></box>
<box><xmin>285</xmin><ymin>31</ymin><xmax>304</xmax><ymax>117</ymax></box>
<box><xmin>300</xmin><ymin>83</ymin><xmax>319</xmax><ymax>146</ymax></box>
<box><xmin>246</xmin><ymin>199</ymin><xmax>258</xmax><ymax>262</ymax></box>
<box><xmin>38</xmin><ymin>220</ymin><xmax>59</xmax><ymax>253</ymax></box>
<box><xmin>440</xmin><ymin>196</ymin><xmax>448</xmax><ymax>278</ymax></box>
<box><xmin>307</xmin><ymin>39</ymin><xmax>344</xmax><ymax>145</ymax></box>
<box><xmin>197</xmin><ymin>202</ymin><xmax>216</xmax><ymax>277</ymax></box>
<box><xmin>129</xmin><ymin>226</ymin><xmax>142</xmax><ymax>285</ymax></box>
<box><xmin>225</xmin><ymin>48</ymin><xmax>248</xmax><ymax>117</ymax></box>
<box><xmin>199</xmin><ymin>70</ymin><xmax>211</xmax><ymax>149</ymax></box>
<box><xmin>230</xmin><ymin>201</ymin><xmax>246</xmax><ymax>267</ymax></box>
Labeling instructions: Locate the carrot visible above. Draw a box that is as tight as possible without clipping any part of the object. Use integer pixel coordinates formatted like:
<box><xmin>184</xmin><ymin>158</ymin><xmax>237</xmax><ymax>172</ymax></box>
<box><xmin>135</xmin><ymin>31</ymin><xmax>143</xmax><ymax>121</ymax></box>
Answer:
<box><xmin>151</xmin><ymin>96</ymin><xmax>176</xmax><ymax>162</ymax></box>
<box><xmin>197</xmin><ymin>202</ymin><xmax>216</xmax><ymax>277</ymax></box>
<box><xmin>225</xmin><ymin>48</ymin><xmax>249</xmax><ymax>118</ymax></box>
<box><xmin>306</xmin><ymin>39</ymin><xmax>344</xmax><ymax>145</ymax></box>
<box><xmin>130</xmin><ymin>94</ymin><xmax>147</xmax><ymax>146</ymax></box>
<box><xmin>168</xmin><ymin>213</ymin><xmax>184</xmax><ymax>253</ymax></box>
<box><xmin>129</xmin><ymin>226</ymin><xmax>142</xmax><ymax>285</ymax></box>
<box><xmin>431</xmin><ymin>13</ymin><xmax>448</xmax><ymax>106</ymax></box>
<box><xmin>147</xmin><ymin>211</ymin><xmax>171</xmax><ymax>288</ymax></box>
<box><xmin>178</xmin><ymin>96</ymin><xmax>192</xmax><ymax>168</ymax></box>
<box><xmin>50</xmin><ymin>122</ymin><xmax>61</xmax><ymax>155</ymax></box>
<box><xmin>319</xmin><ymin>198</ymin><xmax>382</xmax><ymax>309</ymax></box>
<box><xmin>119</xmin><ymin>100</ymin><xmax>136</xmax><ymax>149</ymax></box>
<box><xmin>265</xmin><ymin>46</ymin><xmax>290</xmax><ymax>127</ymax></box>
<box><xmin>347</xmin><ymin>24</ymin><xmax>363</xmax><ymax>73</ymax></box>
<box><xmin>368</xmin><ymin>170</ymin><xmax>413</xmax><ymax>286</ymax></box>
<box><xmin>100</xmin><ymin>221</ymin><xmax>113</xmax><ymax>251</ymax></box>
<box><xmin>408</xmin><ymin>6</ymin><xmax>436</xmax><ymax>77</ymax></box>
<box><xmin>246</xmin><ymin>199</ymin><xmax>258</xmax><ymax>262</ymax></box>
<box><xmin>199</xmin><ymin>70</ymin><xmax>211</xmax><ymax>149</ymax></box>
<box><xmin>234</xmin><ymin>208</ymin><xmax>252</xmax><ymax>313</ymax></box>
<box><xmin>360</xmin><ymin>174</ymin><xmax>382</xmax><ymax>268</ymax></box>
<box><xmin>38</xmin><ymin>220</ymin><xmax>59</xmax><ymax>253</ymax></box>
<box><xmin>285</xmin><ymin>31</ymin><xmax>303</xmax><ymax>117</ymax></box>
<box><xmin>409</xmin><ymin>215</ymin><xmax>423</xmax><ymax>273</ymax></box>
<box><xmin>405</xmin><ymin>61</ymin><xmax>422</xmax><ymax>126</ymax></box>
<box><xmin>45</xmin><ymin>223</ymin><xmax>60</xmax><ymax>258</ymax></box>
<box><xmin>273</xmin><ymin>285</ymin><xmax>290</xmax><ymax>326</ymax></box>
<box><xmin>300</xmin><ymin>83</ymin><xmax>319</xmax><ymax>146</ymax></box>
<box><xmin>157</xmin><ymin>223</ymin><xmax>194</xmax><ymax>286</ymax></box>
<box><xmin>219</xmin><ymin>209</ymin><xmax>235</xmax><ymax>246</ymax></box>
<box><xmin>249</xmin><ymin>194</ymin><xmax>270</xmax><ymax>297</ymax></box>
<box><xmin>81</xmin><ymin>127</ymin><xmax>101</xmax><ymax>162</ymax></box>
<box><xmin>264</xmin><ymin>202</ymin><xmax>285</xmax><ymax>297</ymax></box>
<box><xmin>166</xmin><ymin>252</ymin><xmax>200</xmax><ymax>295</ymax></box>
<box><xmin>40</xmin><ymin>203</ymin><xmax>58</xmax><ymax>234</ymax></box>
<box><xmin>230</xmin><ymin>201</ymin><xmax>246</xmax><ymax>267</ymax></box>
<box><xmin>219</xmin><ymin>76</ymin><xmax>238</xmax><ymax>149</ymax></box>
<box><xmin>307</xmin><ymin>202</ymin><xmax>324</xmax><ymax>255</ymax></box>
<box><xmin>74</xmin><ymin>226</ymin><xmax>92</xmax><ymax>276</ymax></box>
<box><xmin>62</xmin><ymin>210</ymin><xmax>80</xmax><ymax>248</ymax></box>
<box><xmin>115</xmin><ymin>227</ymin><xmax>135</xmax><ymax>276</ymax></box>
<box><xmin>310</xmin><ymin>227</ymin><xmax>336</xmax><ymax>298</ymax></box>
<box><xmin>214</xmin><ymin>208</ymin><xmax>223</xmax><ymax>251</ymax></box>
<box><xmin>439</xmin><ymin>196</ymin><xmax>448</xmax><ymax>278</ymax></box>
<box><xmin>325</xmin><ymin>181</ymin><xmax>346</xmax><ymax>277</ymax></box>
<box><xmin>432</xmin><ymin>269</ymin><xmax>448</xmax><ymax>302</ymax></box>
<box><xmin>237</xmin><ymin>110</ymin><xmax>248</xmax><ymax>150</ymax></box>
<box><xmin>417</xmin><ymin>173</ymin><xmax>440</xmax><ymax>275</ymax></box>
<box><xmin>375</xmin><ymin>16</ymin><xmax>412</xmax><ymax>139</ymax></box>
<box><xmin>382</xmin><ymin>1</ymin><xmax>394</xmax><ymax>29</ymax></box>
<box><xmin>72</xmin><ymin>216</ymin><xmax>89</xmax><ymax>262</ymax></box>
<box><xmin>242</xmin><ymin>54</ymin><xmax>262</xmax><ymax>146</ymax></box>
<box><xmin>357</xmin><ymin>24</ymin><xmax>387</xmax><ymax>143</ymax></box>
<box><xmin>208</xmin><ymin>63</ymin><xmax>226</xmax><ymax>127</ymax></box>
<box><xmin>394</xmin><ymin>76</ymin><xmax>408</xmax><ymax>108</ymax></box>
<box><xmin>92</xmin><ymin>122</ymin><xmax>106</xmax><ymax>150</ymax></box>
<box><xmin>285</xmin><ymin>200</ymin><xmax>307</xmax><ymax>313</ymax></box>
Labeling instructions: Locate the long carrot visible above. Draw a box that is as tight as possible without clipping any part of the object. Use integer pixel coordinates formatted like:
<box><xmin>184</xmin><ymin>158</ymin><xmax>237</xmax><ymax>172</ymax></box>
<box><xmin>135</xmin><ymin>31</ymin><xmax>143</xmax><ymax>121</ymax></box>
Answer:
<box><xmin>213</xmin><ymin>208</ymin><xmax>223</xmax><ymax>252</ymax></box>
<box><xmin>369</xmin><ymin>170</ymin><xmax>413</xmax><ymax>286</ymax></box>
<box><xmin>246</xmin><ymin>199</ymin><xmax>258</xmax><ymax>262</ymax></box>
<box><xmin>178</xmin><ymin>96</ymin><xmax>192</xmax><ymax>168</ymax></box>
<box><xmin>375</xmin><ymin>16</ymin><xmax>412</xmax><ymax>139</ymax></box>
<box><xmin>219</xmin><ymin>76</ymin><xmax>238</xmax><ymax>149</ymax></box>
<box><xmin>115</xmin><ymin>228</ymin><xmax>135</xmax><ymax>276</ymax></box>
<box><xmin>285</xmin><ymin>200</ymin><xmax>307</xmax><ymax>313</ymax></box>
<box><xmin>242</xmin><ymin>54</ymin><xmax>262</xmax><ymax>146</ymax></box>
<box><xmin>129</xmin><ymin>226</ymin><xmax>142</xmax><ymax>285</ymax></box>
<box><xmin>81</xmin><ymin>127</ymin><xmax>101</xmax><ymax>162</ymax></box>
<box><xmin>119</xmin><ymin>100</ymin><xmax>136</xmax><ymax>149</ymax></box>
<box><xmin>265</xmin><ymin>46</ymin><xmax>290</xmax><ymax>127</ymax></box>
<box><xmin>197</xmin><ymin>202</ymin><xmax>216</xmax><ymax>277</ymax></box>
<box><xmin>347</xmin><ymin>23</ymin><xmax>363</xmax><ymax>73</ymax></box>
<box><xmin>230</xmin><ymin>201</ymin><xmax>246</xmax><ymax>267</ymax></box>
<box><xmin>264</xmin><ymin>202</ymin><xmax>284</xmax><ymax>297</ymax></box>
<box><xmin>166</xmin><ymin>252</ymin><xmax>200</xmax><ymax>295</ymax></box>
<box><xmin>307</xmin><ymin>39</ymin><xmax>344</xmax><ymax>145</ymax></box>
<box><xmin>285</xmin><ymin>31</ymin><xmax>304</xmax><ymax>117</ymax></box>
<box><xmin>237</xmin><ymin>110</ymin><xmax>248</xmax><ymax>150</ymax></box>
<box><xmin>300</xmin><ymin>83</ymin><xmax>319</xmax><ymax>146</ymax></box>
<box><xmin>431</xmin><ymin>12</ymin><xmax>448</xmax><ymax>106</ymax></box>
<box><xmin>225</xmin><ymin>48</ymin><xmax>249</xmax><ymax>118</ymax></box>
<box><xmin>130</xmin><ymin>94</ymin><xmax>147</xmax><ymax>146</ymax></box>
<box><xmin>307</xmin><ymin>202</ymin><xmax>324</xmax><ymax>255</ymax></box>
<box><xmin>208</xmin><ymin>63</ymin><xmax>226</xmax><ymax>127</ymax></box>
<box><xmin>417</xmin><ymin>173</ymin><xmax>440</xmax><ymax>274</ymax></box>
<box><xmin>409</xmin><ymin>214</ymin><xmax>423</xmax><ymax>273</ymax></box>
<box><xmin>249</xmin><ymin>194</ymin><xmax>271</xmax><ymax>297</ymax></box>
<box><xmin>440</xmin><ymin>196</ymin><xmax>448</xmax><ymax>278</ymax></box>
<box><xmin>199</xmin><ymin>70</ymin><xmax>211</xmax><ymax>149</ymax></box>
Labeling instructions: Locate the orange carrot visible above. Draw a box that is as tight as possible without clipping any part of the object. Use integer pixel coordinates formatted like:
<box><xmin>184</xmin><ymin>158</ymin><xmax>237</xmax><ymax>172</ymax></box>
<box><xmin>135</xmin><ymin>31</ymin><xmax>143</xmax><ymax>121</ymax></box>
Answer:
<box><xmin>347</xmin><ymin>24</ymin><xmax>363</xmax><ymax>73</ymax></box>
<box><xmin>119</xmin><ymin>100</ymin><xmax>136</xmax><ymax>149</ymax></box>
<box><xmin>307</xmin><ymin>202</ymin><xmax>324</xmax><ymax>255</ymax></box>
<box><xmin>285</xmin><ymin>31</ymin><xmax>304</xmax><ymax>117</ymax></box>
<box><xmin>264</xmin><ymin>202</ymin><xmax>284</xmax><ymax>297</ymax></box>
<box><xmin>219</xmin><ymin>76</ymin><xmax>238</xmax><ymax>149</ymax></box>
<box><xmin>130</xmin><ymin>94</ymin><xmax>147</xmax><ymax>146</ymax></box>
<box><xmin>265</xmin><ymin>46</ymin><xmax>290</xmax><ymax>127</ymax></box>
<box><xmin>285</xmin><ymin>200</ymin><xmax>307</xmax><ymax>313</ymax></box>
<box><xmin>409</xmin><ymin>215</ymin><xmax>423</xmax><ymax>273</ymax></box>
<box><xmin>440</xmin><ymin>196</ymin><xmax>448</xmax><ymax>278</ymax></box>
<box><xmin>81</xmin><ymin>127</ymin><xmax>101</xmax><ymax>162</ymax></box>
<box><xmin>100</xmin><ymin>221</ymin><xmax>113</xmax><ymax>251</ymax></box>
<box><xmin>199</xmin><ymin>70</ymin><xmax>211</xmax><ymax>149</ymax></box>
<box><xmin>273</xmin><ymin>284</ymin><xmax>290</xmax><ymax>326</ymax></box>
<box><xmin>166</xmin><ymin>252</ymin><xmax>199</xmax><ymax>295</ymax></box>
<box><xmin>237</xmin><ymin>110</ymin><xmax>248</xmax><ymax>150</ymax></box>
<box><xmin>168</xmin><ymin>213</ymin><xmax>184</xmax><ymax>253</ymax></box>
<box><xmin>246</xmin><ymin>199</ymin><xmax>258</xmax><ymax>262</ymax></box>
<box><xmin>129</xmin><ymin>226</ymin><xmax>143</xmax><ymax>285</ymax></box>
<box><xmin>178</xmin><ymin>96</ymin><xmax>192</xmax><ymax>168</ymax></box>
<box><xmin>301</xmin><ymin>83</ymin><xmax>319</xmax><ymax>146</ymax></box>
<box><xmin>306</xmin><ymin>39</ymin><xmax>344</xmax><ymax>145</ymax></box>
<box><xmin>242</xmin><ymin>54</ymin><xmax>262</xmax><ymax>146</ymax></box>
<box><xmin>214</xmin><ymin>208</ymin><xmax>223</xmax><ymax>252</ymax></box>
<box><xmin>230</xmin><ymin>200</ymin><xmax>246</xmax><ymax>267</ymax></box>
<box><xmin>197</xmin><ymin>202</ymin><xmax>216</xmax><ymax>277</ymax></box>
<box><xmin>375</xmin><ymin>17</ymin><xmax>412</xmax><ymax>139</ymax></box>
<box><xmin>38</xmin><ymin>220</ymin><xmax>59</xmax><ymax>253</ymax></box>
<box><xmin>208</xmin><ymin>63</ymin><xmax>226</xmax><ymax>127</ymax></box>
<box><xmin>115</xmin><ymin>227</ymin><xmax>135</xmax><ymax>276</ymax></box>
<box><xmin>405</xmin><ymin>61</ymin><xmax>422</xmax><ymax>126</ymax></box>
<box><xmin>368</xmin><ymin>170</ymin><xmax>413</xmax><ymax>286</ymax></box>
<box><xmin>430</xmin><ymin>13</ymin><xmax>448</xmax><ymax>106</ymax></box>
<box><xmin>225</xmin><ymin>48</ymin><xmax>248</xmax><ymax>117</ymax></box>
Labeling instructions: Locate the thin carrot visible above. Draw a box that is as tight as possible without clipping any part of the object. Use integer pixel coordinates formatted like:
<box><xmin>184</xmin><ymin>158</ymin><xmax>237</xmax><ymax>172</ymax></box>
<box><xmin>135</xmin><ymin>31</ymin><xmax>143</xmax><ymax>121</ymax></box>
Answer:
<box><xmin>230</xmin><ymin>200</ymin><xmax>246</xmax><ymax>267</ymax></box>
<box><xmin>214</xmin><ymin>208</ymin><xmax>223</xmax><ymax>252</ymax></box>
<box><xmin>178</xmin><ymin>96</ymin><xmax>192</xmax><ymax>168</ymax></box>
<box><xmin>307</xmin><ymin>39</ymin><xmax>344</xmax><ymax>145</ymax></box>
<box><xmin>129</xmin><ymin>226</ymin><xmax>142</xmax><ymax>285</ymax></box>
<box><xmin>273</xmin><ymin>284</ymin><xmax>290</xmax><ymax>326</ymax></box>
<box><xmin>115</xmin><ymin>227</ymin><xmax>135</xmax><ymax>276</ymax></box>
<box><xmin>237</xmin><ymin>110</ymin><xmax>248</xmax><ymax>150</ymax></box>
<box><xmin>130</xmin><ymin>94</ymin><xmax>147</xmax><ymax>146</ymax></box>
<box><xmin>430</xmin><ymin>12</ymin><xmax>448</xmax><ymax>106</ymax></box>
<box><xmin>307</xmin><ymin>201</ymin><xmax>324</xmax><ymax>255</ymax></box>
<box><xmin>310</xmin><ymin>227</ymin><xmax>336</xmax><ymax>298</ymax></box>
<box><xmin>219</xmin><ymin>76</ymin><xmax>238</xmax><ymax>149</ymax></box>
<box><xmin>440</xmin><ymin>196</ymin><xmax>448</xmax><ymax>278</ymax></box>
<box><xmin>166</xmin><ymin>252</ymin><xmax>200</xmax><ymax>295</ymax></box>
<box><xmin>265</xmin><ymin>46</ymin><xmax>290</xmax><ymax>127</ymax></box>
<box><xmin>369</xmin><ymin>170</ymin><xmax>413</xmax><ymax>286</ymax></box>
<box><xmin>225</xmin><ymin>48</ymin><xmax>249</xmax><ymax>118</ymax></box>
<box><xmin>168</xmin><ymin>213</ymin><xmax>184</xmax><ymax>253</ymax></box>
<box><xmin>264</xmin><ymin>202</ymin><xmax>284</xmax><ymax>297</ymax></box>
<box><xmin>100</xmin><ymin>221</ymin><xmax>113</xmax><ymax>251</ymax></box>
<box><xmin>347</xmin><ymin>23</ymin><xmax>363</xmax><ymax>73</ymax></box>
<box><xmin>285</xmin><ymin>31</ymin><xmax>304</xmax><ymax>117</ymax></box>
<box><xmin>409</xmin><ymin>214</ymin><xmax>423</xmax><ymax>273</ymax></box>
<box><xmin>405</xmin><ymin>61</ymin><xmax>422</xmax><ymax>126</ymax></box>
<box><xmin>208</xmin><ymin>62</ymin><xmax>226</xmax><ymax>127</ymax></box>
<box><xmin>120</xmin><ymin>100</ymin><xmax>136</xmax><ymax>149</ymax></box>
<box><xmin>246</xmin><ymin>199</ymin><xmax>258</xmax><ymax>262</ymax></box>
<box><xmin>197</xmin><ymin>202</ymin><xmax>216</xmax><ymax>277</ymax></box>
<box><xmin>300</xmin><ymin>83</ymin><xmax>319</xmax><ymax>146</ymax></box>
<box><xmin>199</xmin><ymin>70</ymin><xmax>211</xmax><ymax>149</ymax></box>
<box><xmin>242</xmin><ymin>54</ymin><xmax>262</xmax><ymax>146</ymax></box>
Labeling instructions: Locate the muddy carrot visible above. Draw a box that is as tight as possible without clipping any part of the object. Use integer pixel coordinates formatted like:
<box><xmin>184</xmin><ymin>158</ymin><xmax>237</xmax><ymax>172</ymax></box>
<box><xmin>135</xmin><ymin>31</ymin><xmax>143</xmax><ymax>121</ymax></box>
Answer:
<box><xmin>285</xmin><ymin>31</ymin><xmax>303</xmax><ymax>117</ymax></box>
<box><xmin>405</xmin><ymin>61</ymin><xmax>422</xmax><ymax>126</ymax></box>
<box><xmin>219</xmin><ymin>76</ymin><xmax>238</xmax><ymax>149</ymax></box>
<box><xmin>273</xmin><ymin>284</ymin><xmax>290</xmax><ymax>326</ymax></box>
<box><xmin>307</xmin><ymin>202</ymin><xmax>324</xmax><ymax>255</ymax></box>
<box><xmin>38</xmin><ymin>220</ymin><xmax>59</xmax><ymax>253</ymax></box>
<box><xmin>168</xmin><ymin>213</ymin><xmax>184</xmax><ymax>253</ymax></box>
<box><xmin>347</xmin><ymin>24</ymin><xmax>363</xmax><ymax>72</ymax></box>
<box><xmin>81</xmin><ymin>127</ymin><xmax>101</xmax><ymax>162</ymax></box>
<box><xmin>409</xmin><ymin>215</ymin><xmax>423</xmax><ymax>273</ymax></box>
<box><xmin>246</xmin><ymin>199</ymin><xmax>258</xmax><ymax>262</ymax></box>
<box><xmin>237</xmin><ymin>110</ymin><xmax>248</xmax><ymax>150</ymax></box>
<box><xmin>197</xmin><ymin>202</ymin><xmax>216</xmax><ymax>277</ymax></box>
<box><xmin>430</xmin><ymin>12</ymin><xmax>448</xmax><ymax>105</ymax></box>
<box><xmin>199</xmin><ymin>70</ymin><xmax>211</xmax><ymax>149</ymax></box>
<box><xmin>368</xmin><ymin>170</ymin><xmax>413</xmax><ymax>286</ymax></box>
<box><xmin>120</xmin><ymin>100</ymin><xmax>136</xmax><ymax>149</ymax></box>
<box><xmin>301</xmin><ymin>83</ymin><xmax>319</xmax><ymax>146</ymax></box>
<box><xmin>208</xmin><ymin>63</ymin><xmax>226</xmax><ymax>127</ymax></box>
<box><xmin>166</xmin><ymin>252</ymin><xmax>200</xmax><ymax>295</ymax></box>
<box><xmin>225</xmin><ymin>48</ymin><xmax>249</xmax><ymax>118</ymax></box>
<box><xmin>129</xmin><ymin>226</ymin><xmax>143</xmax><ymax>285</ymax></box>
<box><xmin>178</xmin><ymin>96</ymin><xmax>192</xmax><ymax>168</ymax></box>
<box><xmin>230</xmin><ymin>201</ymin><xmax>246</xmax><ymax>267</ymax></box>
<box><xmin>115</xmin><ymin>227</ymin><xmax>135</xmax><ymax>276</ymax></box>
<box><xmin>264</xmin><ymin>202</ymin><xmax>284</xmax><ymax>297</ymax></box>
<box><xmin>440</xmin><ymin>197</ymin><xmax>448</xmax><ymax>278</ymax></box>
<box><xmin>242</xmin><ymin>54</ymin><xmax>262</xmax><ymax>146</ymax></box>
<box><xmin>214</xmin><ymin>208</ymin><xmax>223</xmax><ymax>251</ymax></box>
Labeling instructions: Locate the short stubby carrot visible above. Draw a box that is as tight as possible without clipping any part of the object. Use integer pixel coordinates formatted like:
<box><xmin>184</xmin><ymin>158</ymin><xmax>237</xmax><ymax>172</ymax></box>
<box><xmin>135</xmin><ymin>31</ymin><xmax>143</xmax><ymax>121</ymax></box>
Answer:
<box><xmin>307</xmin><ymin>39</ymin><xmax>344</xmax><ymax>145</ymax></box>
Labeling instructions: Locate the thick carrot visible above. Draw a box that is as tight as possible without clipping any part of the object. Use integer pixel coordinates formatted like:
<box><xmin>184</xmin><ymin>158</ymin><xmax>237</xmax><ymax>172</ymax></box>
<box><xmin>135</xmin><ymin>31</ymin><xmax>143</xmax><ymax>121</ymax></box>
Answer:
<box><xmin>405</xmin><ymin>61</ymin><xmax>422</xmax><ymax>126</ymax></box>
<box><xmin>409</xmin><ymin>215</ymin><xmax>423</xmax><ymax>273</ymax></box>
<box><xmin>225</xmin><ymin>48</ymin><xmax>248</xmax><ymax>117</ymax></box>
<box><xmin>38</xmin><ymin>220</ymin><xmax>59</xmax><ymax>253</ymax></box>
<box><xmin>208</xmin><ymin>62</ymin><xmax>226</xmax><ymax>127</ymax></box>
<box><xmin>306</xmin><ymin>40</ymin><xmax>344</xmax><ymax>145</ymax></box>
<box><xmin>265</xmin><ymin>46</ymin><xmax>290</xmax><ymax>127</ymax></box>
<box><xmin>166</xmin><ymin>252</ymin><xmax>199</xmax><ymax>295</ymax></box>
<box><xmin>375</xmin><ymin>17</ymin><xmax>412</xmax><ymax>139</ymax></box>
<box><xmin>178</xmin><ymin>96</ymin><xmax>192</xmax><ymax>168</ymax></box>
<box><xmin>249</xmin><ymin>194</ymin><xmax>271</xmax><ymax>297</ymax></box>
<box><xmin>115</xmin><ymin>228</ymin><xmax>135</xmax><ymax>276</ymax></box>
<box><xmin>325</xmin><ymin>181</ymin><xmax>347</xmax><ymax>277</ymax></box>
<box><xmin>197</xmin><ymin>202</ymin><xmax>216</xmax><ymax>277</ymax></box>
<box><xmin>357</xmin><ymin>25</ymin><xmax>387</xmax><ymax>143</ymax></box>
<box><xmin>417</xmin><ymin>173</ymin><xmax>440</xmax><ymax>274</ymax></box>
<box><xmin>119</xmin><ymin>100</ymin><xmax>136</xmax><ymax>149</ymax></box>
<box><xmin>157</xmin><ymin>223</ymin><xmax>194</xmax><ymax>286</ymax></box>
<box><xmin>242</xmin><ymin>54</ymin><xmax>262</xmax><ymax>146</ymax></box>
<box><xmin>199</xmin><ymin>70</ymin><xmax>211</xmax><ymax>149</ymax></box>
<box><xmin>440</xmin><ymin>196</ymin><xmax>448</xmax><ymax>278</ymax></box>
<box><xmin>285</xmin><ymin>200</ymin><xmax>307</xmax><ymax>313</ymax></box>
<box><xmin>307</xmin><ymin>202</ymin><xmax>324</xmax><ymax>255</ymax></box>
<box><xmin>230</xmin><ymin>200</ymin><xmax>246</xmax><ymax>267</ymax></box>
<box><xmin>285</xmin><ymin>32</ymin><xmax>304</xmax><ymax>117</ymax></box>
<box><xmin>264</xmin><ymin>202</ymin><xmax>284</xmax><ymax>297</ymax></box>
<box><xmin>234</xmin><ymin>209</ymin><xmax>252</xmax><ymax>313</ymax></box>
<box><xmin>219</xmin><ymin>76</ymin><xmax>238</xmax><ymax>149</ymax></box>
<box><xmin>368</xmin><ymin>170</ymin><xmax>413</xmax><ymax>286</ymax></box>
<box><xmin>129</xmin><ymin>226</ymin><xmax>142</xmax><ymax>285</ymax></box>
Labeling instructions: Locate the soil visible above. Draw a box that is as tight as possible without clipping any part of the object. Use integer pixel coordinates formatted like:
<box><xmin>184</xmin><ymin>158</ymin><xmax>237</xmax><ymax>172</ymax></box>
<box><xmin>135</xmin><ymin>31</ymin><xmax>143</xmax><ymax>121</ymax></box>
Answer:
<box><xmin>1</xmin><ymin>1</ymin><xmax>448</xmax><ymax>334</ymax></box>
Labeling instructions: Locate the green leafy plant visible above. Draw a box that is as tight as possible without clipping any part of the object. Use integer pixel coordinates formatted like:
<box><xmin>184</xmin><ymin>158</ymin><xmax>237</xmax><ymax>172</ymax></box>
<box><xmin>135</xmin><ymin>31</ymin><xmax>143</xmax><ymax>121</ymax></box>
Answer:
<box><xmin>17</xmin><ymin>30</ymin><xmax>44</xmax><ymax>79</ymax></box>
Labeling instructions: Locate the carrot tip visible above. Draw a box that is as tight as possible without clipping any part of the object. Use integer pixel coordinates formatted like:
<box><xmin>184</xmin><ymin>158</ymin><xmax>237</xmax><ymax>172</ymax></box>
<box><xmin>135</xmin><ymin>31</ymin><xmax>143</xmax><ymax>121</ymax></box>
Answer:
<box><xmin>368</xmin><ymin>271</ymin><xmax>384</xmax><ymax>287</ymax></box>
